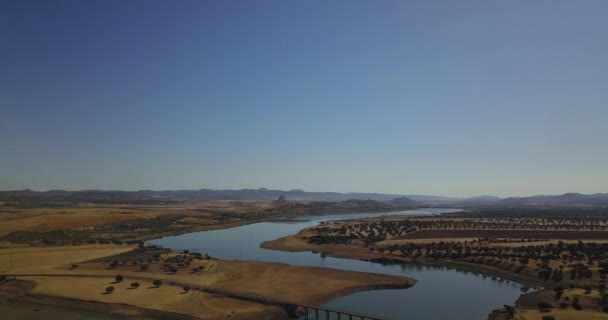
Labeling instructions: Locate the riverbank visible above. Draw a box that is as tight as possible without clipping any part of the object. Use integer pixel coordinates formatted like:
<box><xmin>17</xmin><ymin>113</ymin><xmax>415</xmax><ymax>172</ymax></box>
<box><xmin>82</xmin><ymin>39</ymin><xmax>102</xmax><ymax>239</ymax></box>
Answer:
<box><xmin>261</xmin><ymin>233</ymin><xmax>546</xmax><ymax>288</ymax></box>
<box><xmin>131</xmin><ymin>207</ymin><xmax>410</xmax><ymax>242</ymax></box>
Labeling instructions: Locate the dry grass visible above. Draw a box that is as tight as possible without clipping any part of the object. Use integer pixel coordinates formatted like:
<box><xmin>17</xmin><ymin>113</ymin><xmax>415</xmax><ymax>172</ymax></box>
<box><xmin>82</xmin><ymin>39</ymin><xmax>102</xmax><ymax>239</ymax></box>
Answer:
<box><xmin>0</xmin><ymin>244</ymin><xmax>134</xmax><ymax>273</ymax></box>
<box><xmin>214</xmin><ymin>260</ymin><xmax>414</xmax><ymax>305</ymax></box>
<box><xmin>0</xmin><ymin>201</ymin><xmax>270</xmax><ymax>237</ymax></box>
<box><xmin>0</xmin><ymin>207</ymin><xmax>165</xmax><ymax>236</ymax></box>
<box><xmin>24</xmin><ymin>276</ymin><xmax>273</xmax><ymax>320</ymax></box>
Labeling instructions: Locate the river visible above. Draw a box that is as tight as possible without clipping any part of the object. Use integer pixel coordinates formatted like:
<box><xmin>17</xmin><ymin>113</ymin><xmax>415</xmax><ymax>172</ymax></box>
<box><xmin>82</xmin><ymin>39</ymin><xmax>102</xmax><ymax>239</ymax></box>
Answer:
<box><xmin>149</xmin><ymin>208</ymin><xmax>525</xmax><ymax>320</ymax></box>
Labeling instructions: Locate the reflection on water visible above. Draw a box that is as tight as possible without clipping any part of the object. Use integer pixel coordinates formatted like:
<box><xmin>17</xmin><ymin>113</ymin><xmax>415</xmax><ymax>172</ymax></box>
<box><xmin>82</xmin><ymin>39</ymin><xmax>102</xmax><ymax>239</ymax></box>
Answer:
<box><xmin>150</xmin><ymin>209</ymin><xmax>524</xmax><ymax>320</ymax></box>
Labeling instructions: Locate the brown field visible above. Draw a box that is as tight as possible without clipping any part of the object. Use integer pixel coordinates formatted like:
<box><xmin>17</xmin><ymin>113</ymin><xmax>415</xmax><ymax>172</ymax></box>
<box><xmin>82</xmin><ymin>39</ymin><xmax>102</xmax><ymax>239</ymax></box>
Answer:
<box><xmin>0</xmin><ymin>200</ymin><xmax>269</xmax><ymax>237</ymax></box>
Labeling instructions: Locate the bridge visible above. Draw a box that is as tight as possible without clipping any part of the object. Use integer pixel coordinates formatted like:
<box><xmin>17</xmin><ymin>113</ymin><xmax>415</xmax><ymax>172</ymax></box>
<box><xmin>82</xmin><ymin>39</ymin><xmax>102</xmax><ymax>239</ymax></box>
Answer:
<box><xmin>4</xmin><ymin>273</ymin><xmax>396</xmax><ymax>320</ymax></box>
<box><xmin>200</xmin><ymin>285</ymin><xmax>397</xmax><ymax>320</ymax></box>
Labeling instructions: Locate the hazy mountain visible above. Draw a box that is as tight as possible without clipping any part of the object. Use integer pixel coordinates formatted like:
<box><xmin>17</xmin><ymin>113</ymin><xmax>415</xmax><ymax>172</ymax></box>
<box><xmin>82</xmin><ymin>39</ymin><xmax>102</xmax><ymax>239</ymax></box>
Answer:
<box><xmin>388</xmin><ymin>196</ymin><xmax>420</xmax><ymax>207</ymax></box>
<box><xmin>463</xmin><ymin>195</ymin><xmax>501</xmax><ymax>202</ymax></box>
<box><xmin>1</xmin><ymin>189</ymin><xmax>606</xmax><ymax>207</ymax></box>
<box><xmin>497</xmin><ymin>193</ymin><xmax>608</xmax><ymax>207</ymax></box>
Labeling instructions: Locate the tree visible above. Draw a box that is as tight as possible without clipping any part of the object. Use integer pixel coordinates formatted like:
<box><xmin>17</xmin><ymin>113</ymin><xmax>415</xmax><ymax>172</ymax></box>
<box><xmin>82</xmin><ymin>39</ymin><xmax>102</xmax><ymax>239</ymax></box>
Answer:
<box><xmin>537</xmin><ymin>301</ymin><xmax>553</xmax><ymax>311</ymax></box>
<box><xmin>105</xmin><ymin>286</ymin><xmax>115</xmax><ymax>294</ymax></box>
<box><xmin>115</xmin><ymin>275</ymin><xmax>124</xmax><ymax>282</ymax></box>
<box><xmin>130</xmin><ymin>282</ymin><xmax>140</xmax><ymax>288</ymax></box>
<box><xmin>153</xmin><ymin>279</ymin><xmax>162</xmax><ymax>287</ymax></box>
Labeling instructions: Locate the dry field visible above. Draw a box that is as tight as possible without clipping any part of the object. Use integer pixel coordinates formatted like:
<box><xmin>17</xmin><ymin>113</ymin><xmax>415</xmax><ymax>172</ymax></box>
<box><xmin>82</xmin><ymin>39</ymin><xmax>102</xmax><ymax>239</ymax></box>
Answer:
<box><xmin>0</xmin><ymin>244</ymin><xmax>414</xmax><ymax>320</ymax></box>
<box><xmin>0</xmin><ymin>200</ymin><xmax>271</xmax><ymax>237</ymax></box>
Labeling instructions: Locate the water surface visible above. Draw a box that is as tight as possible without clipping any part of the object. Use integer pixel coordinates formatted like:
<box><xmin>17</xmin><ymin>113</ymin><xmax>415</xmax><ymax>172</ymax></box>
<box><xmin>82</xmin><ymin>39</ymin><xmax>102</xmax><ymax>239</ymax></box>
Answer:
<box><xmin>150</xmin><ymin>209</ymin><xmax>524</xmax><ymax>320</ymax></box>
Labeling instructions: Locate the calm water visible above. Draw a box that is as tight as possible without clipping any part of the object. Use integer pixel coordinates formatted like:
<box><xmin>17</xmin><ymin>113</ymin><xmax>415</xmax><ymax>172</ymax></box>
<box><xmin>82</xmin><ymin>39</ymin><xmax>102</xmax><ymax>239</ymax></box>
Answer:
<box><xmin>150</xmin><ymin>209</ymin><xmax>525</xmax><ymax>320</ymax></box>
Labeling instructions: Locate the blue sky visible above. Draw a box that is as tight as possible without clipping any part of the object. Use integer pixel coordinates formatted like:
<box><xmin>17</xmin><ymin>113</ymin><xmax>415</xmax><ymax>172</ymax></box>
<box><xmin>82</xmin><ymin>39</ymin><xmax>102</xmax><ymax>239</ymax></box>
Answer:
<box><xmin>1</xmin><ymin>0</ymin><xmax>607</xmax><ymax>197</ymax></box>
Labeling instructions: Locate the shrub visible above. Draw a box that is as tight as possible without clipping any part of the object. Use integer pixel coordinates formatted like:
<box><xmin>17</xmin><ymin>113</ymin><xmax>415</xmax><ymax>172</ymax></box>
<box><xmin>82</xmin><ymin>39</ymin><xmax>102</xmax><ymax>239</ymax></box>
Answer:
<box><xmin>130</xmin><ymin>282</ymin><xmax>140</xmax><ymax>288</ymax></box>
<box><xmin>183</xmin><ymin>286</ymin><xmax>190</xmax><ymax>293</ymax></box>
<box><xmin>115</xmin><ymin>275</ymin><xmax>124</xmax><ymax>282</ymax></box>
<box><xmin>153</xmin><ymin>279</ymin><xmax>162</xmax><ymax>287</ymax></box>
<box><xmin>105</xmin><ymin>286</ymin><xmax>115</xmax><ymax>294</ymax></box>
<box><xmin>542</xmin><ymin>316</ymin><xmax>555</xmax><ymax>320</ymax></box>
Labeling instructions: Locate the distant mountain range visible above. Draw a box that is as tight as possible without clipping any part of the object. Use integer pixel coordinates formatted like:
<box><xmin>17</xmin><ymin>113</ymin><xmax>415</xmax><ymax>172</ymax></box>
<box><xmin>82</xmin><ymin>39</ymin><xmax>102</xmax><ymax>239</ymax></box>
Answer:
<box><xmin>1</xmin><ymin>189</ymin><xmax>607</xmax><ymax>208</ymax></box>
<box><xmin>496</xmin><ymin>193</ymin><xmax>608</xmax><ymax>207</ymax></box>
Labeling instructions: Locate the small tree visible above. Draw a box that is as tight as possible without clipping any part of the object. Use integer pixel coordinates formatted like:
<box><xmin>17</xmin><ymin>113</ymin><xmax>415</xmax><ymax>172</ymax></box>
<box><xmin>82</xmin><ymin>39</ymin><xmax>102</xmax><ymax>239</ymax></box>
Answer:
<box><xmin>115</xmin><ymin>275</ymin><xmax>124</xmax><ymax>282</ymax></box>
<box><xmin>537</xmin><ymin>301</ymin><xmax>553</xmax><ymax>311</ymax></box>
<box><xmin>153</xmin><ymin>279</ymin><xmax>162</xmax><ymax>287</ymax></box>
<box><xmin>105</xmin><ymin>286</ymin><xmax>115</xmax><ymax>294</ymax></box>
<box><xmin>130</xmin><ymin>282</ymin><xmax>140</xmax><ymax>289</ymax></box>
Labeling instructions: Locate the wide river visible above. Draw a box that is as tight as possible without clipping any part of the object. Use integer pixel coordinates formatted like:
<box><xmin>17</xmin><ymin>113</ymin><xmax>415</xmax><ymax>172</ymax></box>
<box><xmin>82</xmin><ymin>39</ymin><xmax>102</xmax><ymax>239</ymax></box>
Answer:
<box><xmin>150</xmin><ymin>208</ymin><xmax>525</xmax><ymax>320</ymax></box>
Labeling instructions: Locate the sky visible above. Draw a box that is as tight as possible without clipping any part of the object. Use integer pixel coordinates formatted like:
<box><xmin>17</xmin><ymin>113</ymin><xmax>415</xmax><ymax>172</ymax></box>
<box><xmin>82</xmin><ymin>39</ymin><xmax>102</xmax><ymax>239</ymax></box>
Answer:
<box><xmin>1</xmin><ymin>0</ymin><xmax>607</xmax><ymax>197</ymax></box>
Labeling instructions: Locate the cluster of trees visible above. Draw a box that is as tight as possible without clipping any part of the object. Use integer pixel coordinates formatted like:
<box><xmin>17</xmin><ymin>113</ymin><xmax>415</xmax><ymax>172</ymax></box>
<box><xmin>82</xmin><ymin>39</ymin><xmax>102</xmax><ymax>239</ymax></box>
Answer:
<box><xmin>304</xmin><ymin>213</ymin><xmax>608</xmax><ymax>247</ymax></box>
<box><xmin>370</xmin><ymin>240</ymin><xmax>608</xmax><ymax>284</ymax></box>
<box><xmin>102</xmin><ymin>277</ymin><xmax>161</xmax><ymax>294</ymax></box>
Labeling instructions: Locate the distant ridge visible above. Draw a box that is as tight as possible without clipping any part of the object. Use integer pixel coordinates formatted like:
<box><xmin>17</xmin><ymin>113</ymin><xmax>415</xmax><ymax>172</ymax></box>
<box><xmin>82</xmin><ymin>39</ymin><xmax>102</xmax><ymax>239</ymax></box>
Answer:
<box><xmin>497</xmin><ymin>193</ymin><xmax>608</xmax><ymax>207</ymax></box>
<box><xmin>0</xmin><ymin>189</ymin><xmax>606</xmax><ymax>207</ymax></box>
<box><xmin>388</xmin><ymin>196</ymin><xmax>420</xmax><ymax>206</ymax></box>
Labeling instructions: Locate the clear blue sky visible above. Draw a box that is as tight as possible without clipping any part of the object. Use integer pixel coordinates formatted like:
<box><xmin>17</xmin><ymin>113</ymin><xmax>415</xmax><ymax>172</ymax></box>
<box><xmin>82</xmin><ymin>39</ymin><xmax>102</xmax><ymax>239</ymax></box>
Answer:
<box><xmin>1</xmin><ymin>0</ymin><xmax>607</xmax><ymax>197</ymax></box>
